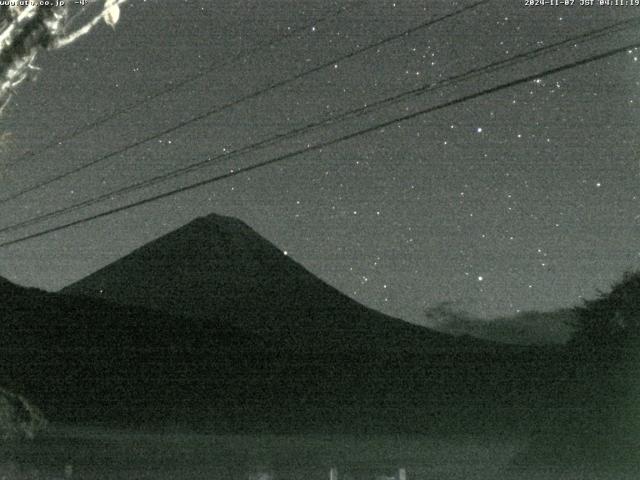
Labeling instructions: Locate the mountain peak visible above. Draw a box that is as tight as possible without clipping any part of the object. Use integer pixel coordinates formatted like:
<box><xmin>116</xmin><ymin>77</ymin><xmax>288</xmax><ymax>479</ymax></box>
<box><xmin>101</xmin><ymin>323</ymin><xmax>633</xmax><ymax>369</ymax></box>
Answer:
<box><xmin>62</xmin><ymin>213</ymin><xmax>405</xmax><ymax>342</ymax></box>
<box><xmin>187</xmin><ymin>212</ymin><xmax>252</xmax><ymax>231</ymax></box>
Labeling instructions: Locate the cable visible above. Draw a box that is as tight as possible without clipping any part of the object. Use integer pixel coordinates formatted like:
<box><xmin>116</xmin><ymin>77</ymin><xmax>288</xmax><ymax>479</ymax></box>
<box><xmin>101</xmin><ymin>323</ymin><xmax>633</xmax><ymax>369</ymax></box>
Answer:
<box><xmin>0</xmin><ymin>15</ymin><xmax>635</xmax><ymax>236</ymax></box>
<box><xmin>0</xmin><ymin>39</ymin><xmax>636</xmax><ymax>248</ymax></box>
<box><xmin>349</xmin><ymin>14</ymin><xmax>640</xmax><ymax>119</ymax></box>
<box><xmin>0</xmin><ymin>0</ymin><xmax>490</xmax><ymax>206</ymax></box>
<box><xmin>5</xmin><ymin>0</ymin><xmax>367</xmax><ymax>167</ymax></box>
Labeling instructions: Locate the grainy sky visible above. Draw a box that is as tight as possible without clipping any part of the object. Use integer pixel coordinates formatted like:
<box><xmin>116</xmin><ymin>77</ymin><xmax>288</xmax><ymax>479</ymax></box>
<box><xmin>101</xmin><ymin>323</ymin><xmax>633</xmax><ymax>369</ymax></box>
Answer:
<box><xmin>0</xmin><ymin>0</ymin><xmax>638</xmax><ymax>324</ymax></box>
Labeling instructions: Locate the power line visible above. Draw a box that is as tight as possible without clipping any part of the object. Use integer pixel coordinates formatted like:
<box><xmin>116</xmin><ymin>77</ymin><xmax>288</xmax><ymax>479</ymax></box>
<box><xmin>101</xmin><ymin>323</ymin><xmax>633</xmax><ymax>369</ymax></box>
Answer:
<box><xmin>349</xmin><ymin>14</ymin><xmax>640</xmax><ymax>119</ymax></box>
<box><xmin>0</xmin><ymin>0</ymin><xmax>490</xmax><ymax>207</ymax></box>
<box><xmin>0</xmin><ymin>15</ymin><xmax>635</xmax><ymax>236</ymax></box>
<box><xmin>5</xmin><ymin>0</ymin><xmax>367</xmax><ymax>168</ymax></box>
<box><xmin>1</xmin><ymin>39</ymin><xmax>636</xmax><ymax>249</ymax></box>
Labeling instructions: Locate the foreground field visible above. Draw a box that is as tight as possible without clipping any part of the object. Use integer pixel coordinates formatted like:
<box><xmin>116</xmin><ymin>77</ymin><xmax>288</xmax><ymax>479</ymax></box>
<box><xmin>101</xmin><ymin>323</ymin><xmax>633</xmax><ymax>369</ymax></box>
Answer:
<box><xmin>0</xmin><ymin>425</ymin><xmax>634</xmax><ymax>480</ymax></box>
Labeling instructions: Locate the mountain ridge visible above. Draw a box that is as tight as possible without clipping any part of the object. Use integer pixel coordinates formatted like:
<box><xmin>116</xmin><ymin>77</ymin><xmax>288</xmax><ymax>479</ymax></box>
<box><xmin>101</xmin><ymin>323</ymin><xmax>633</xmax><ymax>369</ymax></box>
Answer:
<box><xmin>0</xmin><ymin>213</ymin><xmax>568</xmax><ymax>434</ymax></box>
<box><xmin>62</xmin><ymin>213</ymin><xmax>487</xmax><ymax>353</ymax></box>
<box><xmin>1</xmin><ymin>273</ymin><xmax>565</xmax><ymax>434</ymax></box>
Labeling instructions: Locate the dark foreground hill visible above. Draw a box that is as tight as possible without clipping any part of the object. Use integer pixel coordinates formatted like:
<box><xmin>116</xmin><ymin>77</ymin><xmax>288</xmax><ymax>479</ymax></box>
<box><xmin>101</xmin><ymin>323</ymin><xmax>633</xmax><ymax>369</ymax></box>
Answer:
<box><xmin>0</xmin><ymin>278</ymin><xmax>260</xmax><ymax>429</ymax></box>
<box><xmin>3</xmin><ymin>274</ymin><xmax>567</xmax><ymax>434</ymax></box>
<box><xmin>1</xmin><ymin>214</ymin><xmax>569</xmax><ymax>434</ymax></box>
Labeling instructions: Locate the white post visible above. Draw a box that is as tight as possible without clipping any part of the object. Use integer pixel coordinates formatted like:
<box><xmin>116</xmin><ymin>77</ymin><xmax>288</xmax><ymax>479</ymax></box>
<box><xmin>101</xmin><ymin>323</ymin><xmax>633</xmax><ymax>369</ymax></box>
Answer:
<box><xmin>398</xmin><ymin>467</ymin><xmax>407</xmax><ymax>480</ymax></box>
<box><xmin>329</xmin><ymin>466</ymin><xmax>338</xmax><ymax>480</ymax></box>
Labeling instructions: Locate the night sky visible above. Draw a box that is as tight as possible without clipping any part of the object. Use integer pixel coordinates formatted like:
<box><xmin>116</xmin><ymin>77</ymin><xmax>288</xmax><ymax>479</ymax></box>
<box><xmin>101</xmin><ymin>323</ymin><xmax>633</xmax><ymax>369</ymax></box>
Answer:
<box><xmin>0</xmin><ymin>0</ymin><xmax>638</xmax><ymax>325</ymax></box>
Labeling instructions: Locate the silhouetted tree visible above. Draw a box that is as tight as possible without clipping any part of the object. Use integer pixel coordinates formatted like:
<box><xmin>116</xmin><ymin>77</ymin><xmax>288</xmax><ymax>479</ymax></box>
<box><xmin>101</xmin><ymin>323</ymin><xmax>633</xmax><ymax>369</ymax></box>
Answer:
<box><xmin>569</xmin><ymin>270</ymin><xmax>640</xmax><ymax>366</ymax></box>
<box><xmin>515</xmin><ymin>271</ymin><xmax>640</xmax><ymax>469</ymax></box>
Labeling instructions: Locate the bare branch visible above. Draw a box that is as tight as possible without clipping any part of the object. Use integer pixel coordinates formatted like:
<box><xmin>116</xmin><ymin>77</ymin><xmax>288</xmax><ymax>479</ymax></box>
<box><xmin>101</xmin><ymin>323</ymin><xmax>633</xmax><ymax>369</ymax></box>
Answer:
<box><xmin>0</xmin><ymin>1</ymin><xmax>127</xmax><ymax>116</ymax></box>
<box><xmin>55</xmin><ymin>0</ymin><xmax>128</xmax><ymax>48</ymax></box>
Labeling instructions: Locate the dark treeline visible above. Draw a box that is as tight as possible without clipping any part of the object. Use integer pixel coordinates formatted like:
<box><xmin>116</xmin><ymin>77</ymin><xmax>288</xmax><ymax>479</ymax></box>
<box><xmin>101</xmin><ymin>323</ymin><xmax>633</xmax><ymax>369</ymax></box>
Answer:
<box><xmin>516</xmin><ymin>271</ymin><xmax>640</xmax><ymax>469</ymax></box>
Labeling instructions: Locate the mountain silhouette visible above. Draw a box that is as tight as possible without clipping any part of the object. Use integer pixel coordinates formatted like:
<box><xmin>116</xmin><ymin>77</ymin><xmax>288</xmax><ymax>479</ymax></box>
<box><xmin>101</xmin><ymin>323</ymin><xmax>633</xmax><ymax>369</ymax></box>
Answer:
<box><xmin>62</xmin><ymin>213</ymin><xmax>473</xmax><ymax>353</ymax></box>
<box><xmin>1</xmin><ymin>214</ymin><xmax>567</xmax><ymax>434</ymax></box>
<box><xmin>425</xmin><ymin>302</ymin><xmax>575</xmax><ymax>345</ymax></box>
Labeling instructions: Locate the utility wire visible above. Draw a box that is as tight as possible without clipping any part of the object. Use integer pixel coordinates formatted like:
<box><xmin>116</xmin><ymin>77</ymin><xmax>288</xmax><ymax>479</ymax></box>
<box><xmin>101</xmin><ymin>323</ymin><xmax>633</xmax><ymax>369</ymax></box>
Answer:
<box><xmin>0</xmin><ymin>15</ymin><xmax>635</xmax><ymax>236</ymax></box>
<box><xmin>349</xmin><ymin>14</ymin><xmax>640</xmax><ymax>120</ymax></box>
<box><xmin>0</xmin><ymin>0</ymin><xmax>489</xmax><ymax>207</ymax></box>
<box><xmin>0</xmin><ymin>39</ymin><xmax>636</xmax><ymax>248</ymax></box>
<box><xmin>5</xmin><ymin>0</ymin><xmax>368</xmax><ymax>167</ymax></box>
